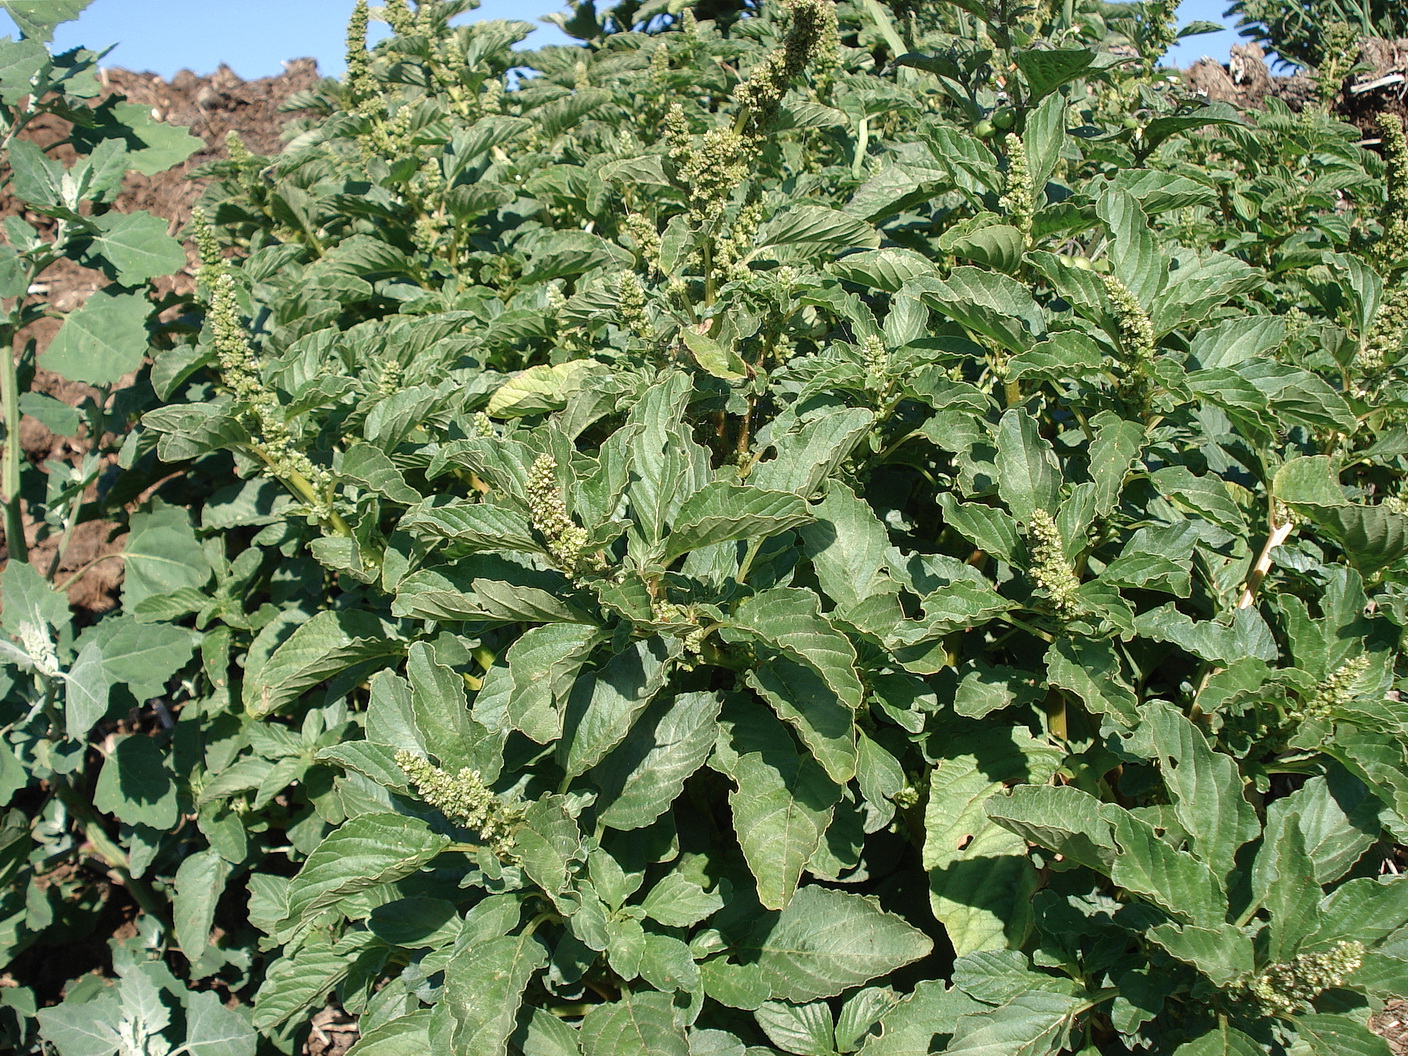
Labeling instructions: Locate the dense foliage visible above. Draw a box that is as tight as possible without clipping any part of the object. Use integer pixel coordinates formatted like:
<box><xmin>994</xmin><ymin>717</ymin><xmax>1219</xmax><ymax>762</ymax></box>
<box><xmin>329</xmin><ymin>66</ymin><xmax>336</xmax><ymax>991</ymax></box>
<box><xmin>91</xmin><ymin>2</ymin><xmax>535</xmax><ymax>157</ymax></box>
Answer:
<box><xmin>4</xmin><ymin>0</ymin><xmax>1408</xmax><ymax>1053</ymax></box>
<box><xmin>1223</xmin><ymin>0</ymin><xmax>1408</xmax><ymax>68</ymax></box>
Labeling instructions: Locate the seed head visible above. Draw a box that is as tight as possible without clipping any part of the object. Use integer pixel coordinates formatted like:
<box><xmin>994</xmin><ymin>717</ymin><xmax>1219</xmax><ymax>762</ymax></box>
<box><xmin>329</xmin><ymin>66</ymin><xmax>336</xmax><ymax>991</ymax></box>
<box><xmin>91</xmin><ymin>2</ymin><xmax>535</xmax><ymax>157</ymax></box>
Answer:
<box><xmin>1026</xmin><ymin>509</ymin><xmax>1080</xmax><ymax>618</ymax></box>
<box><xmin>1246</xmin><ymin>941</ymin><xmax>1365</xmax><ymax>1015</ymax></box>
<box><xmin>999</xmin><ymin>134</ymin><xmax>1034</xmax><ymax>235</ymax></box>
<box><xmin>396</xmin><ymin>749</ymin><xmax>522</xmax><ymax>859</ymax></box>
<box><xmin>527</xmin><ymin>454</ymin><xmax>590</xmax><ymax>574</ymax></box>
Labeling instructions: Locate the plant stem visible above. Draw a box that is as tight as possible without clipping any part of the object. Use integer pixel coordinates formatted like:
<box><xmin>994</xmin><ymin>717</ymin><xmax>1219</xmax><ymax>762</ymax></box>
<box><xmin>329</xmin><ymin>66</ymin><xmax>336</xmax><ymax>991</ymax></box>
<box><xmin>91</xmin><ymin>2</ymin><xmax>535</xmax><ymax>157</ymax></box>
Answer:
<box><xmin>0</xmin><ymin>327</ymin><xmax>24</xmax><ymax>563</ymax></box>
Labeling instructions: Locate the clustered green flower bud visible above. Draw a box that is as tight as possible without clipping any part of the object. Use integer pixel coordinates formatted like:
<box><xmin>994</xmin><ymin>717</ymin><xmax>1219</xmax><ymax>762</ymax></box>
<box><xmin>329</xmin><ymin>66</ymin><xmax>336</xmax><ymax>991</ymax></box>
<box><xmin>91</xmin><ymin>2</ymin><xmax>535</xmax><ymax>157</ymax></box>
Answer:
<box><xmin>189</xmin><ymin>208</ymin><xmax>224</xmax><ymax>296</ymax></box>
<box><xmin>734</xmin><ymin>0</ymin><xmax>838</xmax><ymax>133</ymax></box>
<box><xmin>652</xmin><ymin>597</ymin><xmax>706</xmax><ymax>656</ymax></box>
<box><xmin>1381</xmin><ymin>114</ymin><xmax>1408</xmax><ymax>268</ymax></box>
<box><xmin>1315</xmin><ymin>22</ymin><xmax>1357</xmax><ymax>107</ymax></box>
<box><xmin>383</xmin><ymin>0</ymin><xmax>416</xmax><ymax>36</ymax></box>
<box><xmin>1026</xmin><ymin>509</ymin><xmax>1080</xmax><ymax>617</ymax></box>
<box><xmin>1358</xmin><ymin>280</ymin><xmax>1408</xmax><ymax>376</ymax></box>
<box><xmin>649</xmin><ymin>41</ymin><xmax>671</xmax><ymax>89</ymax></box>
<box><xmin>667</xmin><ymin>0</ymin><xmax>837</xmax><ymax>228</ymax></box>
<box><xmin>345</xmin><ymin>0</ymin><xmax>374</xmax><ymax>107</ymax></box>
<box><xmin>209</xmin><ymin>274</ymin><xmax>335</xmax><ymax>516</ymax></box>
<box><xmin>617</xmin><ymin>272</ymin><xmax>652</xmax><ymax>341</ymax></box>
<box><xmin>1385</xmin><ymin>495</ymin><xmax>1408</xmax><ymax>515</ymax></box>
<box><xmin>225</xmin><ymin>130</ymin><xmax>254</xmax><ymax>171</ymax></box>
<box><xmin>1105</xmin><ymin>274</ymin><xmax>1156</xmax><ymax>366</ymax></box>
<box><xmin>527</xmin><ymin>454</ymin><xmax>590</xmax><ymax>574</ymax></box>
<box><xmin>892</xmin><ymin>785</ymin><xmax>921</xmax><ymax>810</ymax></box>
<box><xmin>469</xmin><ymin>411</ymin><xmax>496</xmax><ymax>438</ymax></box>
<box><xmin>624</xmin><ymin>213</ymin><xmax>662</xmax><ymax>274</ymax></box>
<box><xmin>1245</xmin><ymin>941</ymin><xmax>1365</xmax><ymax>1015</ymax></box>
<box><xmin>862</xmin><ymin>333</ymin><xmax>890</xmax><ymax>392</ymax></box>
<box><xmin>999</xmin><ymin>134</ymin><xmax>1034</xmax><ymax>235</ymax></box>
<box><xmin>716</xmin><ymin>197</ymin><xmax>765</xmax><ymax>282</ymax></box>
<box><xmin>668</xmin><ymin>113</ymin><xmax>754</xmax><ymax>224</ymax></box>
<box><xmin>1303</xmin><ymin>654</ymin><xmax>1370</xmax><ymax>720</ymax></box>
<box><xmin>396</xmin><ymin>749</ymin><xmax>522</xmax><ymax>859</ymax></box>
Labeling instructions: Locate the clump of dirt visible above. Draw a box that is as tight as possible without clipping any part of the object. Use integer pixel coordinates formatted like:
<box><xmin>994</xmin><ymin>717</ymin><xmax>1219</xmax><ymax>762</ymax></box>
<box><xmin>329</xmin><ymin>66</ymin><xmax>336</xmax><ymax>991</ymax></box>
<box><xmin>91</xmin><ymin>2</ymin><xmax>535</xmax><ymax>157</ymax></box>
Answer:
<box><xmin>1374</xmin><ymin>999</ymin><xmax>1408</xmax><ymax>1056</ymax></box>
<box><xmin>1</xmin><ymin>59</ymin><xmax>322</xmax><ymax>614</ymax></box>
<box><xmin>1181</xmin><ymin>35</ymin><xmax>1408</xmax><ymax>136</ymax></box>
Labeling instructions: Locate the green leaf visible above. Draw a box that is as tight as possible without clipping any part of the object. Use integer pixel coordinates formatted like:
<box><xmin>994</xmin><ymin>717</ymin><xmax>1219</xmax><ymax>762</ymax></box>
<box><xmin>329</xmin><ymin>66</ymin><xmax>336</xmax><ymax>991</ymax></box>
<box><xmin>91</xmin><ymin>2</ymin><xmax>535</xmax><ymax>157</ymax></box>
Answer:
<box><xmin>254</xmin><ymin>935</ymin><xmax>377</xmax><ymax>1031</ymax></box>
<box><xmin>597</xmin><ymin>690</ymin><xmax>722</xmax><ymax>831</ymax></box>
<box><xmin>340</xmin><ymin>443</ymin><xmax>421</xmax><ymax>505</ymax></box>
<box><xmin>515</xmin><ymin>795</ymin><xmax>584</xmax><ymax>906</ymax></box>
<box><xmin>943</xmin><ymin>991</ymin><xmax>1086</xmax><ymax>1056</ymax></box>
<box><xmin>1296</xmin><ymin>1014</ymin><xmax>1394</xmax><ymax>1056</ymax></box>
<box><xmin>751</xmin><ymin>887</ymin><xmax>932</xmax><ymax>1002</ymax></box>
<box><xmin>725</xmin><ymin>587</ymin><xmax>865</xmax><ymax>708</ymax></box>
<box><xmin>93</xmin><ymin>734</ymin><xmax>178</xmax><ymax>830</ymax></box>
<box><xmin>924</xmin><ymin>736</ymin><xmax>1047</xmax><ymax>955</ymax></box>
<box><xmin>1305</xmin><ymin>876</ymin><xmax>1408</xmax><ymax>951</ymax></box>
<box><xmin>73</xmin><ymin>616</ymin><xmax>195</xmax><ymax>703</ymax></box>
<box><xmin>1173</xmin><ymin>1023</ymin><xmax>1266</xmax><ymax>1056</ymax></box>
<box><xmin>62</xmin><ymin>640</ymin><xmax>109</xmax><ymax>740</ymax></box>
<box><xmin>748</xmin><ymin>408</ymin><xmax>875</xmax><ymax>497</ymax></box>
<box><xmin>400</xmin><ymin>501</ymin><xmax>541</xmax><ymax>553</ymax></box>
<box><xmin>580</xmin><ymin>991</ymin><xmax>688</xmax><ymax>1056</ymax></box>
<box><xmin>640</xmin><ymin>871</ymin><xmax>725</xmax><ymax>928</ymax></box>
<box><xmin>1044</xmin><ymin>637</ymin><xmax>1139</xmax><ymax>726</ymax></box>
<box><xmin>560</xmin><ymin>635</ymin><xmax>678</xmax><ymax>777</ymax></box>
<box><xmin>830</xmin><ymin>248</ymin><xmax>937</xmax><ymax>291</ymax></box>
<box><xmin>406</xmin><ymin>641</ymin><xmax>499</xmax><ymax>778</ymax></box>
<box><xmin>918</xmin><ymin>267</ymin><xmax>1046</xmax><ymax>353</ymax></box>
<box><xmin>121</xmin><ymin>501</ymin><xmax>212</xmax><ymax>609</ymax></box>
<box><xmin>714</xmin><ymin>700</ymin><xmax>839</xmax><ymax>910</ymax></box>
<box><xmin>174</xmin><ymin>850</ymin><xmax>232</xmax><ymax>968</ymax></box>
<box><xmin>488</xmin><ymin>360</ymin><xmax>600</xmax><ymax>418</ymax></box>
<box><xmin>936</xmin><ymin>494</ymin><xmax>1021</xmax><ymax>563</ymax></box>
<box><xmin>757</xmin><ymin>205</ymin><xmax>881</xmax><ymax>253</ymax></box>
<box><xmin>77</xmin><ymin>211</ymin><xmax>185</xmax><ymax>286</ymax></box>
<box><xmin>276</xmin><ymin>813</ymin><xmax>451</xmax><ymax>940</ymax></box>
<box><xmin>1015</xmin><ymin>47</ymin><xmax>1104</xmax><ymax>100</ymax></box>
<box><xmin>1097</xmin><ymin>188</ymin><xmax>1164</xmax><ymax>306</ymax></box>
<box><xmin>7</xmin><ymin>136</ymin><xmax>62</xmax><ymax>210</ymax></box>
<box><xmin>663</xmin><ymin>483</ymin><xmax>810</xmax><ymax>563</ymax></box>
<box><xmin>183</xmin><ymin>990</ymin><xmax>257</xmax><ymax>1056</ymax></box>
<box><xmin>0</xmin><ymin>0</ymin><xmax>94</xmax><ymax>41</ymax></box>
<box><xmin>1285</xmin><ymin>773</ymin><xmax>1380</xmax><ymax>884</ymax></box>
<box><xmin>437</xmin><ymin>931</ymin><xmax>548</xmax><ymax>1056</ymax></box>
<box><xmin>1253</xmin><ymin>806</ymin><xmax>1321</xmax><ymax>963</ymax></box>
<box><xmin>682</xmin><ymin>327</ymin><xmax>747</xmax><ymax>380</ymax></box>
<box><xmin>799</xmin><ymin>484</ymin><xmax>892</xmax><ymax>613</ymax></box>
<box><xmin>1300</xmin><ymin>504</ymin><xmax>1408</xmax><ymax>575</ymax></box>
<box><xmin>504</xmin><ymin>624</ymin><xmax>601</xmax><ymax>744</ymax></box>
<box><xmin>1275</xmin><ymin>456</ymin><xmax>1346</xmax><ymax>510</ymax></box>
<box><xmin>857</xmin><ymin>981</ymin><xmax>985</xmax><ymax>1056</ymax></box>
<box><xmin>942</xmin><ymin>221</ymin><xmax>1025</xmax><ymax>274</ymax></box>
<box><xmin>994</xmin><ymin>408</ymin><xmax>1062</xmax><ymax>524</ymax></box>
<box><xmin>244</xmin><ymin>610</ymin><xmax>403</xmax><ymax>717</ymax></box>
<box><xmin>0</xmin><ymin>37</ymin><xmax>47</xmax><ymax>103</ymax></box>
<box><xmin>1141</xmin><ymin>702</ymin><xmax>1258</xmax><ymax>879</ymax></box>
<box><xmin>1146</xmin><ymin>923</ymin><xmax>1254</xmax><ymax>986</ymax></box>
<box><xmin>754</xmin><ymin>1001</ymin><xmax>835</xmax><ymax>1056</ymax></box>
<box><xmin>1108</xmin><ymin>809</ymin><xmax>1226</xmax><ymax>927</ymax></box>
<box><xmin>985</xmin><ymin>784</ymin><xmax>1116</xmax><ymax>872</ymax></box>
<box><xmin>952</xmin><ymin>950</ymin><xmax>1083</xmax><ymax>1005</ymax></box>
<box><xmin>43</xmin><ymin>286</ymin><xmax>151</xmax><ymax>386</ymax></box>
<box><xmin>344</xmin><ymin>1011</ymin><xmax>433</xmax><ymax>1056</ymax></box>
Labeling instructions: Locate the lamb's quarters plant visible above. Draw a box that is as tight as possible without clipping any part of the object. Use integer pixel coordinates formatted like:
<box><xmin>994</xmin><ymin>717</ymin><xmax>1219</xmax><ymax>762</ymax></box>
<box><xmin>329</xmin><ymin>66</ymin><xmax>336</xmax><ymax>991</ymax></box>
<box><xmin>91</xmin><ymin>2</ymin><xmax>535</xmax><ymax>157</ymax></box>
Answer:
<box><xmin>7</xmin><ymin>0</ymin><xmax>1408</xmax><ymax>1052</ymax></box>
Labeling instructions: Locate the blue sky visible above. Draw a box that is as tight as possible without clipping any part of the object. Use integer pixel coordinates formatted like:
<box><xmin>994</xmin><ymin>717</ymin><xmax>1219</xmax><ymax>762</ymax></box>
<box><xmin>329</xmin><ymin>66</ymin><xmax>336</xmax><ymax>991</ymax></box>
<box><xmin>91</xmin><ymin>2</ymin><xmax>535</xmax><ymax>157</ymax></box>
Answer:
<box><xmin>5</xmin><ymin>0</ymin><xmax>1240</xmax><ymax>82</ymax></box>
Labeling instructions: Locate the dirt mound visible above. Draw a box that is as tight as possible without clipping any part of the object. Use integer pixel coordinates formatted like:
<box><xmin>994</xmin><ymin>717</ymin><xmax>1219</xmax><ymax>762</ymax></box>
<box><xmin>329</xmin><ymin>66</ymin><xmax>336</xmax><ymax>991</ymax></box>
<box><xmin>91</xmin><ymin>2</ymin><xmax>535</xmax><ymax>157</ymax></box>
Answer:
<box><xmin>3</xmin><ymin>59</ymin><xmax>322</xmax><ymax>614</ymax></box>
<box><xmin>1182</xmin><ymin>36</ymin><xmax>1408</xmax><ymax>134</ymax></box>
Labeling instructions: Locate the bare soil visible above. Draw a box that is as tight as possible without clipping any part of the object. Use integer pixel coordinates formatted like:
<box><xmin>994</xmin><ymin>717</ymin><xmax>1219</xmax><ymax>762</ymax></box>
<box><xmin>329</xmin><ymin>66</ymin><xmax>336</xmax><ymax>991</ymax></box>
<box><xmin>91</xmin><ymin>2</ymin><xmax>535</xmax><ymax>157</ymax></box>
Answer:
<box><xmin>0</xmin><ymin>59</ymin><xmax>319</xmax><ymax>615</ymax></box>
